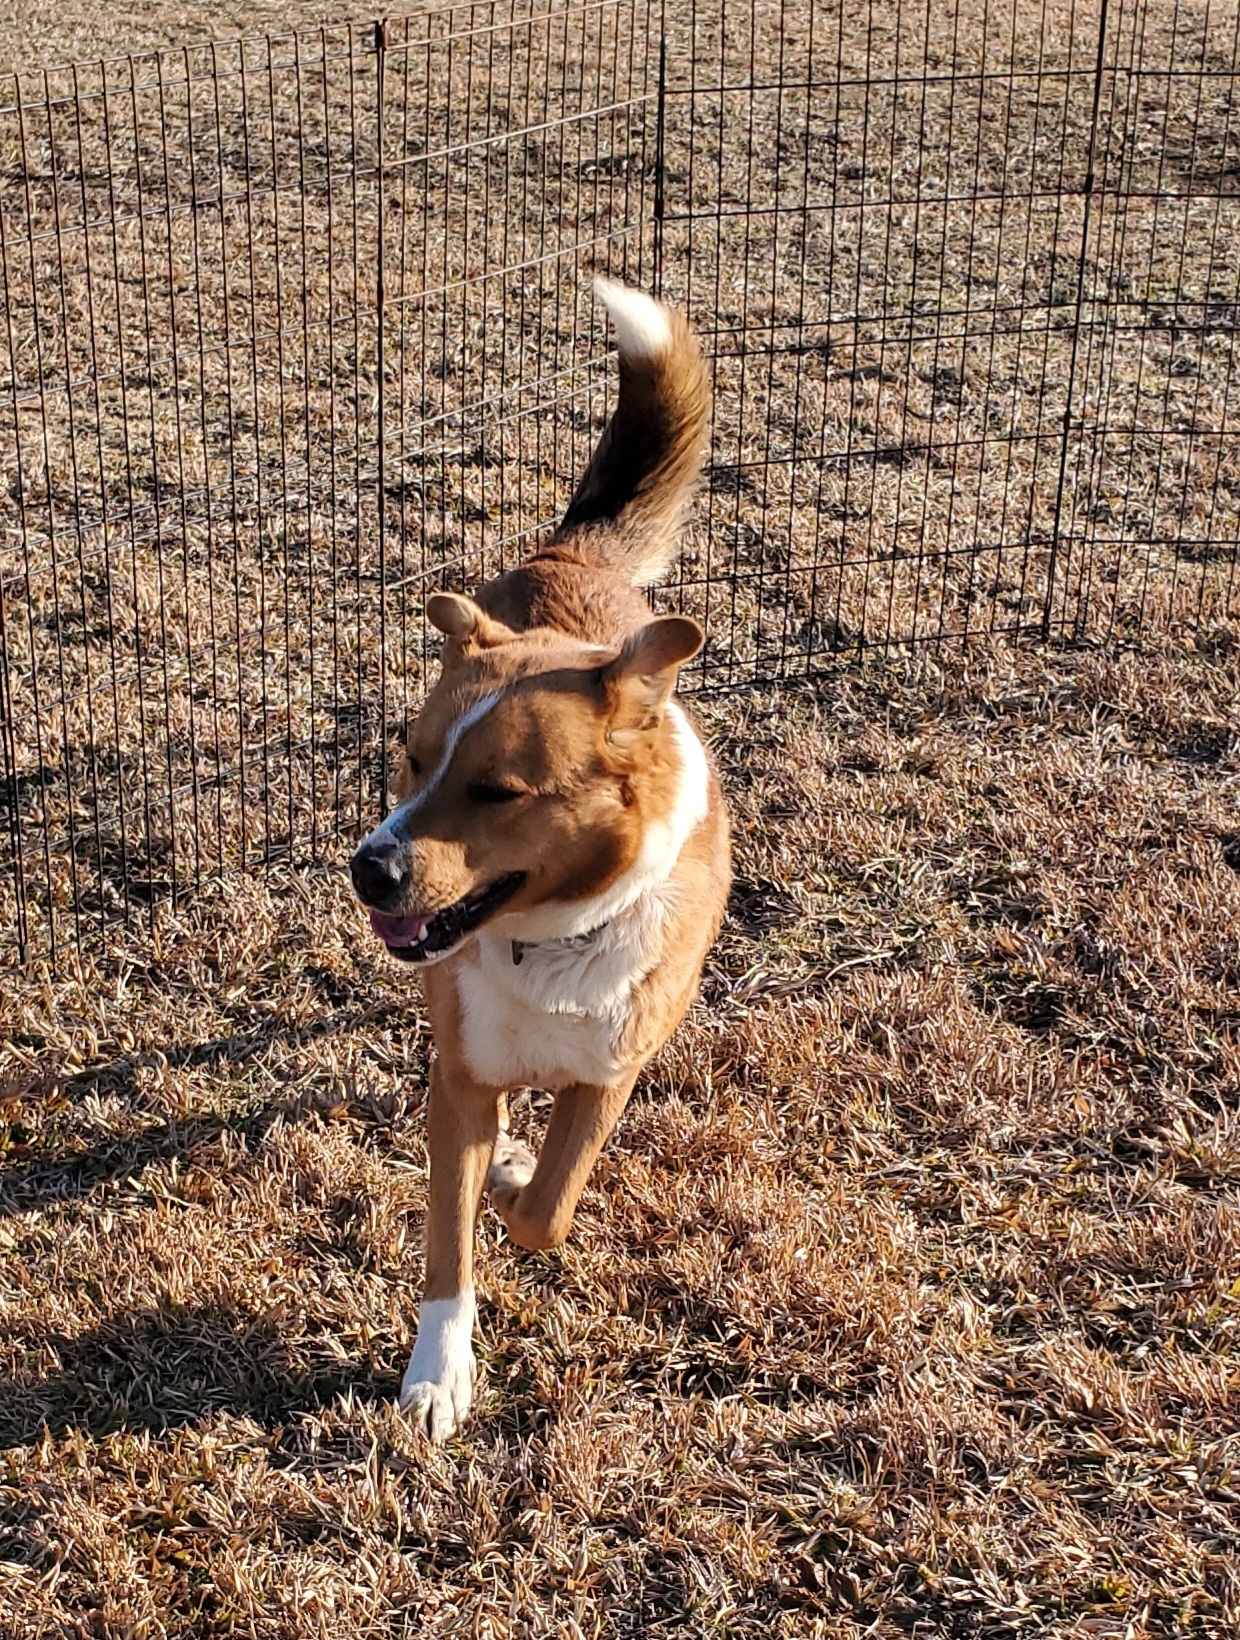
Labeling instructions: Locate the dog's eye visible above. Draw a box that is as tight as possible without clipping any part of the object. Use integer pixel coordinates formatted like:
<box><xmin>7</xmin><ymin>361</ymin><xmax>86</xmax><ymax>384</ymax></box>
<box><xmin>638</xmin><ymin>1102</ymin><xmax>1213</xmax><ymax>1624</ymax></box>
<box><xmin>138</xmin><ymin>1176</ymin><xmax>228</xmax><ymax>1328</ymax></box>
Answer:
<box><xmin>407</xmin><ymin>755</ymin><xmax>422</xmax><ymax>777</ymax></box>
<box><xmin>469</xmin><ymin>782</ymin><xmax>524</xmax><ymax>804</ymax></box>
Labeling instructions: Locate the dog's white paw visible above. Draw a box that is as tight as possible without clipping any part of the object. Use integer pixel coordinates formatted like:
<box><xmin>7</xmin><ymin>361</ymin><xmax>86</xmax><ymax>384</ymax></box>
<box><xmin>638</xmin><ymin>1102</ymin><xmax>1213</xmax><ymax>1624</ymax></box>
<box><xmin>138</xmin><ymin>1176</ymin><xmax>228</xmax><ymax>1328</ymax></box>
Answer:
<box><xmin>487</xmin><ymin>1130</ymin><xmax>536</xmax><ymax>1206</ymax></box>
<box><xmin>400</xmin><ymin>1372</ymin><xmax>473</xmax><ymax>1442</ymax></box>
<box><xmin>398</xmin><ymin>1293</ymin><xmax>476</xmax><ymax>1442</ymax></box>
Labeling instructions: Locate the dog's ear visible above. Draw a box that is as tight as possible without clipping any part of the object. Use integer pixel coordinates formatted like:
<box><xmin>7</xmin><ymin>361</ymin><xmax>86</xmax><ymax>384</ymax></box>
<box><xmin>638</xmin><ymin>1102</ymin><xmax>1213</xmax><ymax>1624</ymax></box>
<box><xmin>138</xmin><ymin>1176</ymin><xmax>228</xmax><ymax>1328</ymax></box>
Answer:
<box><xmin>601</xmin><ymin>615</ymin><xmax>703</xmax><ymax>740</ymax></box>
<box><xmin>426</xmin><ymin>592</ymin><xmax>514</xmax><ymax>650</ymax></box>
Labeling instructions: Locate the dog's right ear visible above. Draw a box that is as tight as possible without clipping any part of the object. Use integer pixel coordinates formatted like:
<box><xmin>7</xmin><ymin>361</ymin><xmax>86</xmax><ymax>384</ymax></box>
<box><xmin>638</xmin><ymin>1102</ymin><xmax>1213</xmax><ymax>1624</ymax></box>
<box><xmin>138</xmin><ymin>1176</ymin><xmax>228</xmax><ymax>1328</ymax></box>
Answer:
<box><xmin>600</xmin><ymin>614</ymin><xmax>703</xmax><ymax>742</ymax></box>
<box><xmin>426</xmin><ymin>592</ymin><xmax>515</xmax><ymax>650</ymax></box>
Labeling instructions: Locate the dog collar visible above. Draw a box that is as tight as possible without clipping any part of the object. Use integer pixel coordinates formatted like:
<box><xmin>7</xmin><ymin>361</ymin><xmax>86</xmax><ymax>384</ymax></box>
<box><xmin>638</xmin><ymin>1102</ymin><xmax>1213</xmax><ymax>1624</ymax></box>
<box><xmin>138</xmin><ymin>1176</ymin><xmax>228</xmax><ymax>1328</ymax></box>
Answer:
<box><xmin>511</xmin><ymin>922</ymin><xmax>610</xmax><ymax>966</ymax></box>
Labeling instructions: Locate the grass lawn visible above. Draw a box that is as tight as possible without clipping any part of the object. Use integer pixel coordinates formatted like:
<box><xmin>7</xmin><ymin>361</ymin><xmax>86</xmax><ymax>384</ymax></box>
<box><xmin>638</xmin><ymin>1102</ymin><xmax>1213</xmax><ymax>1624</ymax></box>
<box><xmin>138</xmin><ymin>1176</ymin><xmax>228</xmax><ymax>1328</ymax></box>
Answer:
<box><xmin>2</xmin><ymin>0</ymin><xmax>1239</xmax><ymax>1632</ymax></box>
<box><xmin>3</xmin><ymin>635</ymin><xmax>1239</xmax><ymax>1636</ymax></box>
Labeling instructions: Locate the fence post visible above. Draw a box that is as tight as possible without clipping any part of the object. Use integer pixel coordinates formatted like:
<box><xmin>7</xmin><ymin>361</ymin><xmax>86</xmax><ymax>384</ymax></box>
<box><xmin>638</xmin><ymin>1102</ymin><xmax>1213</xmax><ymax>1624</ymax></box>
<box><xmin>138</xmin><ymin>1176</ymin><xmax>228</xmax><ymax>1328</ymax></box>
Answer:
<box><xmin>1044</xmin><ymin>0</ymin><xmax>1111</xmax><ymax>639</ymax></box>
<box><xmin>0</xmin><ymin>615</ymin><xmax>28</xmax><ymax>964</ymax></box>
<box><xmin>653</xmin><ymin>33</ymin><xmax>666</xmax><ymax>298</ymax></box>
<box><xmin>375</xmin><ymin>17</ymin><xmax>389</xmax><ymax>817</ymax></box>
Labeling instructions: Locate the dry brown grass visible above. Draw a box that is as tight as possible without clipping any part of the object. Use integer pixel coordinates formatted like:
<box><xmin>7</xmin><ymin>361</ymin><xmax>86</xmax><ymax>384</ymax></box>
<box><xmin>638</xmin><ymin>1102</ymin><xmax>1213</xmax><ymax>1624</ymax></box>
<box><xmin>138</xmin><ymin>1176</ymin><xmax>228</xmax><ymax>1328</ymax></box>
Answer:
<box><xmin>3</xmin><ymin>0</ymin><xmax>1240</xmax><ymax>1632</ymax></box>
<box><xmin>0</xmin><ymin>6</ymin><xmax>341</xmax><ymax>76</ymax></box>
<box><xmin>3</xmin><ymin>632</ymin><xmax>1240</xmax><ymax>1636</ymax></box>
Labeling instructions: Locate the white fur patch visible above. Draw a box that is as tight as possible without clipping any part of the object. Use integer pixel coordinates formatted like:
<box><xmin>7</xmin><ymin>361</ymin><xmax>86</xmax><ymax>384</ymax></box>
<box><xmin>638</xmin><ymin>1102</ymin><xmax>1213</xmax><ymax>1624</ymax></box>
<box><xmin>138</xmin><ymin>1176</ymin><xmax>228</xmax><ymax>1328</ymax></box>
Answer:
<box><xmin>487</xmin><ymin>1130</ymin><xmax>536</xmax><ymax>1199</ymax></box>
<box><xmin>399</xmin><ymin>1290</ymin><xmax>476</xmax><ymax>1442</ymax></box>
<box><xmin>362</xmin><ymin>690</ymin><xmax>503</xmax><ymax>849</ymax></box>
<box><xmin>454</xmin><ymin>704</ymin><xmax>710</xmax><ymax>1089</ymax></box>
<box><xmin>595</xmin><ymin>275</ymin><xmax>670</xmax><ymax>362</ymax></box>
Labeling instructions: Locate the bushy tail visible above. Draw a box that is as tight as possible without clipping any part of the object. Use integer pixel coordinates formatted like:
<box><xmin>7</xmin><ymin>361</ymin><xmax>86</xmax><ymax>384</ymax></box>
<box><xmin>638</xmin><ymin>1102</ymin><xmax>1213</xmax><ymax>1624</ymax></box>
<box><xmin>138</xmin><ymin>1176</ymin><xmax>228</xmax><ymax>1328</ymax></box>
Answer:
<box><xmin>550</xmin><ymin>278</ymin><xmax>710</xmax><ymax>588</ymax></box>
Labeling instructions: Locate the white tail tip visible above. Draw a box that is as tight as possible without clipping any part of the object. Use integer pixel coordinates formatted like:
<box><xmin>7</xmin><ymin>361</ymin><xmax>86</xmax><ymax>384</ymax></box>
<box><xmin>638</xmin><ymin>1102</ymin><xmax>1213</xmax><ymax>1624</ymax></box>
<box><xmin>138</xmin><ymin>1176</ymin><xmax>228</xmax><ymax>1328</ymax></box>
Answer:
<box><xmin>594</xmin><ymin>275</ymin><xmax>671</xmax><ymax>361</ymax></box>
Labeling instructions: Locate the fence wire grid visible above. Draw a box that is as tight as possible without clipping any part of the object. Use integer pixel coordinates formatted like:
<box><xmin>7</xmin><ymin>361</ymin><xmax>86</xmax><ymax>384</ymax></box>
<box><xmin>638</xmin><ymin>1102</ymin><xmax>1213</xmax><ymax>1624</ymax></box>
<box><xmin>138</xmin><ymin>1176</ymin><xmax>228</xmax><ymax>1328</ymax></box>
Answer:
<box><xmin>1</xmin><ymin>0</ymin><xmax>1238</xmax><ymax>965</ymax></box>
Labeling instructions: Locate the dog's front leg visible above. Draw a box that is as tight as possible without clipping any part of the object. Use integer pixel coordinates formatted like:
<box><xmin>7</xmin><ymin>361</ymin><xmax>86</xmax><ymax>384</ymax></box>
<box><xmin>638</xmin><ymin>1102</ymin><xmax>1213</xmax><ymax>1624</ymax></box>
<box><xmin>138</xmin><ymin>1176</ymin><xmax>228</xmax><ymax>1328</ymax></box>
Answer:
<box><xmin>400</xmin><ymin>1057</ymin><xmax>500</xmax><ymax>1441</ymax></box>
<box><xmin>487</xmin><ymin>1068</ymin><xmax>640</xmax><ymax>1252</ymax></box>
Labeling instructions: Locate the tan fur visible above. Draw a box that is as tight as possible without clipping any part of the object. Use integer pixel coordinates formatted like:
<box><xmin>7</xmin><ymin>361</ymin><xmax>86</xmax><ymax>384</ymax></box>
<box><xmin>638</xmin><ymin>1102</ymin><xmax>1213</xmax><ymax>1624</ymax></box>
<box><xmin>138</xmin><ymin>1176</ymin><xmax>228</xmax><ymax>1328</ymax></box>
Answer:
<box><xmin>548</xmin><ymin>287</ymin><xmax>709</xmax><ymax>588</ymax></box>
<box><xmin>350</xmin><ymin>282</ymin><xmax>731</xmax><ymax>1441</ymax></box>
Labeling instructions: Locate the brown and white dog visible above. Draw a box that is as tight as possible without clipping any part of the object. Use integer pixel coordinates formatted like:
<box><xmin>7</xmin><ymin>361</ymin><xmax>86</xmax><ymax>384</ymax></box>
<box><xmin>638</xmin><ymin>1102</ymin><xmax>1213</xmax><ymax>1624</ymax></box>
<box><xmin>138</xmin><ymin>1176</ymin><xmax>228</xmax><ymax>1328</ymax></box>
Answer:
<box><xmin>350</xmin><ymin>280</ymin><xmax>731</xmax><ymax>1440</ymax></box>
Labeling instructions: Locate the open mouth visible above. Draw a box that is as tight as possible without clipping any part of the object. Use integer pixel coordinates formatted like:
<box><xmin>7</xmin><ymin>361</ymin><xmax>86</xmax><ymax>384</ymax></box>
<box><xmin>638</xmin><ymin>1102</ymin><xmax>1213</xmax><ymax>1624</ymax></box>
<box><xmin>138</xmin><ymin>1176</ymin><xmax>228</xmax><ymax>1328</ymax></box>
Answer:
<box><xmin>367</xmin><ymin>873</ymin><xmax>524</xmax><ymax>963</ymax></box>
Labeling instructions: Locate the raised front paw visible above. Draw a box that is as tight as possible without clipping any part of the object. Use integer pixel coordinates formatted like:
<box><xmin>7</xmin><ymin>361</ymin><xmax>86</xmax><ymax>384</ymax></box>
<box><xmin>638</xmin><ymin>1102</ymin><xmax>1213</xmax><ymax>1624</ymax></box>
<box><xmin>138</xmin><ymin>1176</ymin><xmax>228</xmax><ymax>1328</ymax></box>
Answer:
<box><xmin>486</xmin><ymin>1129</ymin><xmax>536</xmax><ymax>1210</ymax></box>
<box><xmin>398</xmin><ymin>1293</ymin><xmax>476</xmax><ymax>1442</ymax></box>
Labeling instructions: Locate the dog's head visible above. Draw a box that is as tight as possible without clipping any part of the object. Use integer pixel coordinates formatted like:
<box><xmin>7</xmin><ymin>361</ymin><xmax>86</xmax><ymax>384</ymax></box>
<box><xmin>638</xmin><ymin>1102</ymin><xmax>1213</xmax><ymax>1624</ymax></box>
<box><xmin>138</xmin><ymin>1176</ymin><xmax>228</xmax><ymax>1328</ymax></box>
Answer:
<box><xmin>350</xmin><ymin>592</ymin><xmax>703</xmax><ymax>964</ymax></box>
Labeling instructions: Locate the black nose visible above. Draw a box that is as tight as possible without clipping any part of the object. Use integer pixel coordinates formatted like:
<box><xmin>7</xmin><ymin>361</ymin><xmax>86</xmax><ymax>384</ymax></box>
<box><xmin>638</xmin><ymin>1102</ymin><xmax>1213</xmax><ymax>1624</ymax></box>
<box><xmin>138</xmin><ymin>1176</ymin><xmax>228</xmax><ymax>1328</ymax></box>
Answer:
<box><xmin>350</xmin><ymin>837</ymin><xmax>410</xmax><ymax>910</ymax></box>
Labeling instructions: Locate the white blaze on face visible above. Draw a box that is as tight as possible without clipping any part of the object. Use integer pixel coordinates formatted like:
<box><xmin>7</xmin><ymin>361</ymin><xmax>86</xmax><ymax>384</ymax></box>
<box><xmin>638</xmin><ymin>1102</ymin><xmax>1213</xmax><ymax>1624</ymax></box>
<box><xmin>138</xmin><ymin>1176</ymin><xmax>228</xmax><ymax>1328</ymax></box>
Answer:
<box><xmin>361</xmin><ymin>689</ymin><xmax>504</xmax><ymax>850</ymax></box>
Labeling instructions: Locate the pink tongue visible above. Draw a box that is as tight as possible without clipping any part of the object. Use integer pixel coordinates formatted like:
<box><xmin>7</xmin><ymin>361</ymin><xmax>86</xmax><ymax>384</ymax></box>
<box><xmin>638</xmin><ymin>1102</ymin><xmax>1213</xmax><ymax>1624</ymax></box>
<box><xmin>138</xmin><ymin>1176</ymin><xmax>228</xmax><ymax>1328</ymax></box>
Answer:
<box><xmin>369</xmin><ymin>908</ymin><xmax>431</xmax><ymax>947</ymax></box>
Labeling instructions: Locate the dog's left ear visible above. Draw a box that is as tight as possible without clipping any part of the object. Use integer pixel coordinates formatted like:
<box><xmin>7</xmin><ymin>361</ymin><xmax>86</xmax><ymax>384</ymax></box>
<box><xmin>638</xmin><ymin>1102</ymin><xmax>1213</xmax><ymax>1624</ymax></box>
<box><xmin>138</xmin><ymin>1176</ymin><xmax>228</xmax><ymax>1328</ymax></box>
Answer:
<box><xmin>601</xmin><ymin>615</ymin><xmax>703</xmax><ymax>739</ymax></box>
<box><xmin>426</xmin><ymin>591</ymin><xmax>515</xmax><ymax>650</ymax></box>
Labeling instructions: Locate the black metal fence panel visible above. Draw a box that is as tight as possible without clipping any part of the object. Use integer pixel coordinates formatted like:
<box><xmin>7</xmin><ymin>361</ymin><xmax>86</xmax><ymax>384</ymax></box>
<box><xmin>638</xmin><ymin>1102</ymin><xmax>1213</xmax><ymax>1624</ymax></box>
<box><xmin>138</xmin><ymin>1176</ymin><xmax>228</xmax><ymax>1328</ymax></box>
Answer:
<box><xmin>0</xmin><ymin>25</ymin><xmax>386</xmax><ymax>966</ymax></box>
<box><xmin>1</xmin><ymin>0</ymin><xmax>1237</xmax><ymax>966</ymax></box>
<box><xmin>651</xmin><ymin>0</ymin><xmax>1240</xmax><ymax>682</ymax></box>
<box><xmin>0</xmin><ymin>1</ymin><xmax>660</xmax><ymax>965</ymax></box>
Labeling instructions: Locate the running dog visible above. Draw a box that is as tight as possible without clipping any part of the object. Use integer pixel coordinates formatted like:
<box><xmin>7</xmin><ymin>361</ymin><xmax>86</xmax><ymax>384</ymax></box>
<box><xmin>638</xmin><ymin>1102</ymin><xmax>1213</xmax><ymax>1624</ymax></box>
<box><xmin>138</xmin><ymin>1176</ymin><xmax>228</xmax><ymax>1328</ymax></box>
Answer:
<box><xmin>350</xmin><ymin>279</ymin><xmax>731</xmax><ymax>1440</ymax></box>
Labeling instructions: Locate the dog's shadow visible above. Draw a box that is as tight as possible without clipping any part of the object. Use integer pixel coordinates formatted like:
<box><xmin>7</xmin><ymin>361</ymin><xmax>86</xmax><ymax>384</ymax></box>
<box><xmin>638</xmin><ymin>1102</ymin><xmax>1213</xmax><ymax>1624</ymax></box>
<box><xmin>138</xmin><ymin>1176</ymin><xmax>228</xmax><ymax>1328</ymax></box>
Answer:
<box><xmin>0</xmin><ymin>1106</ymin><xmax>293</xmax><ymax>1221</ymax></box>
<box><xmin>0</xmin><ymin>1301</ymin><xmax>400</xmax><ymax>1446</ymax></box>
<box><xmin>0</xmin><ymin>1008</ymin><xmax>381</xmax><ymax>1219</ymax></box>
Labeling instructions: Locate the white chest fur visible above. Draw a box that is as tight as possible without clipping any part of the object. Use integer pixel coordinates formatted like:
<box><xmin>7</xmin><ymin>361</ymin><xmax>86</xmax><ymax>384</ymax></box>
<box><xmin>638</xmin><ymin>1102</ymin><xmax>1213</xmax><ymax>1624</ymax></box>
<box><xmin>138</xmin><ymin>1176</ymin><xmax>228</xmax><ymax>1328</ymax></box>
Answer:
<box><xmin>452</xmin><ymin>705</ymin><xmax>709</xmax><ymax>1091</ymax></box>
<box><xmin>454</xmin><ymin>905</ymin><xmax>654</xmax><ymax>1088</ymax></box>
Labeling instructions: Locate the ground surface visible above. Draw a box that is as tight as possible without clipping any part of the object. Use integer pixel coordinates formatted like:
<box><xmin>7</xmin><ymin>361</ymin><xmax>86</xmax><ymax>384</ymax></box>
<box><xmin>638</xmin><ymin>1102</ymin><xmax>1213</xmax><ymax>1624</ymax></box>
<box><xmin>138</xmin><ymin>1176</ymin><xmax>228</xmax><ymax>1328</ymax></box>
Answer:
<box><xmin>0</xmin><ymin>3</ymin><xmax>340</xmax><ymax>72</ymax></box>
<box><xmin>3</xmin><ymin>633</ymin><xmax>1240</xmax><ymax>1637</ymax></box>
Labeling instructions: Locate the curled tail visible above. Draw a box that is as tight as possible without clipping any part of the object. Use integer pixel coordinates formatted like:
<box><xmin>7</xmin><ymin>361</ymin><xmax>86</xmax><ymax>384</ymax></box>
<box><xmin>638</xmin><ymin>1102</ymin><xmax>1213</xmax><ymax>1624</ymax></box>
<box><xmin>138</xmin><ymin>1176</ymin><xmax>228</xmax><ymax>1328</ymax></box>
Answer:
<box><xmin>551</xmin><ymin>278</ymin><xmax>710</xmax><ymax>588</ymax></box>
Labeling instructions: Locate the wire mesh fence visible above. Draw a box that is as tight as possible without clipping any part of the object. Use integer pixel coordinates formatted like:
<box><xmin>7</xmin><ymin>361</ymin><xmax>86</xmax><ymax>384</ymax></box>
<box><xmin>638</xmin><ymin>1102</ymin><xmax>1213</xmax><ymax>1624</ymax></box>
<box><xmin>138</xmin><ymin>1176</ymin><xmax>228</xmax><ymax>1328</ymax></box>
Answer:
<box><xmin>653</xmin><ymin>0</ymin><xmax>1240</xmax><ymax>683</ymax></box>
<box><xmin>1</xmin><ymin>0</ymin><xmax>1238</xmax><ymax>965</ymax></box>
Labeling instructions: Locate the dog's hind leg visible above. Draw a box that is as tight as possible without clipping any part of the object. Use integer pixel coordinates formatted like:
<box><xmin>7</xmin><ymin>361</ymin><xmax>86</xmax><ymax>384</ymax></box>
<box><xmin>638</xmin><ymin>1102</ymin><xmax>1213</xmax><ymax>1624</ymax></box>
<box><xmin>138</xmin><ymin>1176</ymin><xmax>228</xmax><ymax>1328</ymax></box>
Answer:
<box><xmin>399</xmin><ymin>1057</ymin><xmax>501</xmax><ymax>1441</ymax></box>
<box><xmin>486</xmin><ymin>1068</ymin><xmax>640</xmax><ymax>1252</ymax></box>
